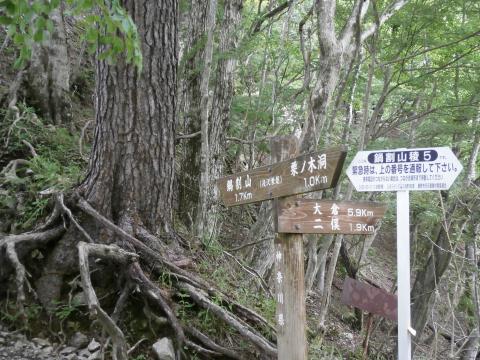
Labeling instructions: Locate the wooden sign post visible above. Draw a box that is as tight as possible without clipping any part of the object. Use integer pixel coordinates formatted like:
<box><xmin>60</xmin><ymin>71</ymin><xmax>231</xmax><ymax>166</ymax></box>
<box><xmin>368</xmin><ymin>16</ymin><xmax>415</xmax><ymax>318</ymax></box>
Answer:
<box><xmin>270</xmin><ymin>137</ymin><xmax>307</xmax><ymax>360</ymax></box>
<box><xmin>341</xmin><ymin>277</ymin><xmax>397</xmax><ymax>358</ymax></box>
<box><xmin>217</xmin><ymin>147</ymin><xmax>346</xmax><ymax>207</ymax></box>
<box><xmin>217</xmin><ymin>136</ymin><xmax>347</xmax><ymax>360</ymax></box>
<box><xmin>276</xmin><ymin>199</ymin><xmax>386</xmax><ymax>234</ymax></box>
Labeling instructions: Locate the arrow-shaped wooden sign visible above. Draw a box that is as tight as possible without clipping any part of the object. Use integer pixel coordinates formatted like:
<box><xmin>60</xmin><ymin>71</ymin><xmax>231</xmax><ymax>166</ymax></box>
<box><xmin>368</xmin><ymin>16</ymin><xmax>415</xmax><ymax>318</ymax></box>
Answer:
<box><xmin>341</xmin><ymin>277</ymin><xmax>397</xmax><ymax>321</ymax></box>
<box><xmin>217</xmin><ymin>147</ymin><xmax>347</xmax><ymax>207</ymax></box>
<box><xmin>275</xmin><ymin>199</ymin><xmax>387</xmax><ymax>234</ymax></box>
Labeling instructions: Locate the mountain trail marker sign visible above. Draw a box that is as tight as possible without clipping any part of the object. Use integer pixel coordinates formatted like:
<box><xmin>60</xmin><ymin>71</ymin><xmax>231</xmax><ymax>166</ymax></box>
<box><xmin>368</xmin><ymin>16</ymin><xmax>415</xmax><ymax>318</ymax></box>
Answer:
<box><xmin>346</xmin><ymin>147</ymin><xmax>463</xmax><ymax>360</ymax></box>
<box><xmin>276</xmin><ymin>199</ymin><xmax>386</xmax><ymax>234</ymax></box>
<box><xmin>217</xmin><ymin>147</ymin><xmax>346</xmax><ymax>206</ymax></box>
<box><xmin>217</xmin><ymin>137</ymin><xmax>388</xmax><ymax>360</ymax></box>
<box><xmin>347</xmin><ymin>147</ymin><xmax>462</xmax><ymax>192</ymax></box>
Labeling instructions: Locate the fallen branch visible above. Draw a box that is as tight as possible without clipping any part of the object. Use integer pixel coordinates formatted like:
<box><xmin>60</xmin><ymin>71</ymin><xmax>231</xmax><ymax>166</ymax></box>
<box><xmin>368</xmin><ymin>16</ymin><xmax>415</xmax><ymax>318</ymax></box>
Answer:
<box><xmin>179</xmin><ymin>282</ymin><xmax>277</xmax><ymax>358</ymax></box>
<box><xmin>185</xmin><ymin>326</ymin><xmax>246</xmax><ymax>360</ymax></box>
<box><xmin>227</xmin><ymin>236</ymin><xmax>274</xmax><ymax>252</ymax></box>
<box><xmin>185</xmin><ymin>339</ymin><xmax>222</xmax><ymax>357</ymax></box>
<box><xmin>223</xmin><ymin>250</ymin><xmax>273</xmax><ymax>298</ymax></box>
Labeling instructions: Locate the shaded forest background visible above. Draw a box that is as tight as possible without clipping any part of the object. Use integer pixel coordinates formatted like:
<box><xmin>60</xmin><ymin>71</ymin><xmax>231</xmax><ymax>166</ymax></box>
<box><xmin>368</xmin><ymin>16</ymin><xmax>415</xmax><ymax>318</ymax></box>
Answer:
<box><xmin>0</xmin><ymin>0</ymin><xmax>479</xmax><ymax>359</ymax></box>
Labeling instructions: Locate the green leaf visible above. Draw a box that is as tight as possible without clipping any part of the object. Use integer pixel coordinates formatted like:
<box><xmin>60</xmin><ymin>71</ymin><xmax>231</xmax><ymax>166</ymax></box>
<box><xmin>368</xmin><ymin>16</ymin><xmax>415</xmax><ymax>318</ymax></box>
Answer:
<box><xmin>13</xmin><ymin>33</ymin><xmax>25</xmax><ymax>44</ymax></box>
<box><xmin>0</xmin><ymin>16</ymin><xmax>12</xmax><ymax>25</ymax></box>
<box><xmin>33</xmin><ymin>30</ymin><xmax>43</xmax><ymax>42</ymax></box>
<box><xmin>2</xmin><ymin>0</ymin><xmax>16</xmax><ymax>15</ymax></box>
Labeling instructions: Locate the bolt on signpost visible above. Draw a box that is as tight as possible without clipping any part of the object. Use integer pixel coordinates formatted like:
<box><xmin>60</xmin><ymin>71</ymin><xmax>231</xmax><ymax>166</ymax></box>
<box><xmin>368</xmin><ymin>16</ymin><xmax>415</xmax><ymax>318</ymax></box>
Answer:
<box><xmin>217</xmin><ymin>136</ymin><xmax>347</xmax><ymax>360</ymax></box>
<box><xmin>346</xmin><ymin>147</ymin><xmax>463</xmax><ymax>360</ymax></box>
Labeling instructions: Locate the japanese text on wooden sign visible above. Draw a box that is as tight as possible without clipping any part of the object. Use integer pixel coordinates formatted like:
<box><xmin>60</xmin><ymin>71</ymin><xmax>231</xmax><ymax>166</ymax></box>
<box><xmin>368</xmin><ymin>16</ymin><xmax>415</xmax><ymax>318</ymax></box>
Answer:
<box><xmin>346</xmin><ymin>147</ymin><xmax>463</xmax><ymax>192</ymax></box>
<box><xmin>275</xmin><ymin>199</ymin><xmax>387</xmax><ymax>234</ymax></box>
<box><xmin>341</xmin><ymin>277</ymin><xmax>397</xmax><ymax>321</ymax></box>
<box><xmin>217</xmin><ymin>148</ymin><xmax>347</xmax><ymax>206</ymax></box>
<box><xmin>275</xmin><ymin>245</ymin><xmax>285</xmax><ymax>329</ymax></box>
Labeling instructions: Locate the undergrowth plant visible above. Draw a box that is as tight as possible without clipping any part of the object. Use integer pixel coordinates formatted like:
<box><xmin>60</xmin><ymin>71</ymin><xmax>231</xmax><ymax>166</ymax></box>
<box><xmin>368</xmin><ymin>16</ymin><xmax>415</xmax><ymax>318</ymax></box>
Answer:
<box><xmin>0</xmin><ymin>104</ymin><xmax>87</xmax><ymax>232</ymax></box>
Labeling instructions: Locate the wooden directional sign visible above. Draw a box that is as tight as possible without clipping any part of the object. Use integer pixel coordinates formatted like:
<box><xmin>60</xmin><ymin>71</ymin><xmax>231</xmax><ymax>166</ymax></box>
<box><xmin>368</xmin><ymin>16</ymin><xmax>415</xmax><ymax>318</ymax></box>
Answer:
<box><xmin>276</xmin><ymin>199</ymin><xmax>387</xmax><ymax>234</ymax></box>
<box><xmin>346</xmin><ymin>147</ymin><xmax>463</xmax><ymax>192</ymax></box>
<box><xmin>217</xmin><ymin>147</ymin><xmax>347</xmax><ymax>207</ymax></box>
<box><xmin>341</xmin><ymin>277</ymin><xmax>397</xmax><ymax>321</ymax></box>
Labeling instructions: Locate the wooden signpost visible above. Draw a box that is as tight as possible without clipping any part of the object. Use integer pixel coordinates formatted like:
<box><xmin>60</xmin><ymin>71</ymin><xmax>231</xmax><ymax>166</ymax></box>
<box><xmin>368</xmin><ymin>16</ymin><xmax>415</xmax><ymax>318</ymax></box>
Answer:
<box><xmin>217</xmin><ymin>147</ymin><xmax>346</xmax><ymax>206</ymax></box>
<box><xmin>341</xmin><ymin>277</ymin><xmax>397</xmax><ymax>321</ymax></box>
<box><xmin>341</xmin><ymin>277</ymin><xmax>397</xmax><ymax>358</ymax></box>
<box><xmin>276</xmin><ymin>199</ymin><xmax>386</xmax><ymax>234</ymax></box>
<box><xmin>217</xmin><ymin>137</ymin><xmax>388</xmax><ymax>360</ymax></box>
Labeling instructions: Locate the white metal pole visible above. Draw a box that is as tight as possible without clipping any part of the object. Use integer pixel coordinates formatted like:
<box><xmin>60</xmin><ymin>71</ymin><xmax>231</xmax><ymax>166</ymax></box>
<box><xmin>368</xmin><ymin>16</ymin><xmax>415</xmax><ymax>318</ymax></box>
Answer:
<box><xmin>397</xmin><ymin>190</ymin><xmax>411</xmax><ymax>359</ymax></box>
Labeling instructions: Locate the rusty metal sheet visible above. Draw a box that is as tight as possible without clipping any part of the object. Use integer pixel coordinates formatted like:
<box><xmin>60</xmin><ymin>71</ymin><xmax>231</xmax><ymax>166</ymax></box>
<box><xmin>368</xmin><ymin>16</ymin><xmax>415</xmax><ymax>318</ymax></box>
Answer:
<box><xmin>341</xmin><ymin>277</ymin><xmax>397</xmax><ymax>321</ymax></box>
<box><xmin>276</xmin><ymin>199</ymin><xmax>387</xmax><ymax>234</ymax></box>
<box><xmin>216</xmin><ymin>147</ymin><xmax>347</xmax><ymax>207</ymax></box>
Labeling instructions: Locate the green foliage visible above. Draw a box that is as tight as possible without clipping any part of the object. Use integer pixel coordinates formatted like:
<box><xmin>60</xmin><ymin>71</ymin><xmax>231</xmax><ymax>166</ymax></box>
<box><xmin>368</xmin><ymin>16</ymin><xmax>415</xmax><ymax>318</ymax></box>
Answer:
<box><xmin>0</xmin><ymin>301</ymin><xmax>43</xmax><ymax>324</ymax></box>
<box><xmin>0</xmin><ymin>0</ymin><xmax>142</xmax><ymax>70</ymax></box>
<box><xmin>131</xmin><ymin>356</ymin><xmax>147</xmax><ymax>360</ymax></box>
<box><xmin>53</xmin><ymin>299</ymin><xmax>83</xmax><ymax>320</ymax></box>
<box><xmin>0</xmin><ymin>104</ymin><xmax>86</xmax><ymax>230</ymax></box>
<box><xmin>458</xmin><ymin>289</ymin><xmax>476</xmax><ymax>327</ymax></box>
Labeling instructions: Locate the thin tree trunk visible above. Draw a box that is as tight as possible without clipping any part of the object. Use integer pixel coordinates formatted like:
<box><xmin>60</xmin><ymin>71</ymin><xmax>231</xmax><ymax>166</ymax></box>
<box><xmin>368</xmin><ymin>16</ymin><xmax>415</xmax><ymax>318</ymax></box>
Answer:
<box><xmin>196</xmin><ymin>0</ymin><xmax>217</xmax><ymax>238</ymax></box>
<box><xmin>204</xmin><ymin>0</ymin><xmax>243</xmax><ymax>241</ymax></box>
<box><xmin>178</xmin><ymin>0</ymin><xmax>207</xmax><ymax>226</ymax></box>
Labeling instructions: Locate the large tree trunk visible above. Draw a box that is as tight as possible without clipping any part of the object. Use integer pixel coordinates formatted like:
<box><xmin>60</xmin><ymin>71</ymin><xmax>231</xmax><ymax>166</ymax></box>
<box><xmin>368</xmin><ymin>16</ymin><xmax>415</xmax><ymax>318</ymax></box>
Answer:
<box><xmin>81</xmin><ymin>0</ymin><xmax>177</xmax><ymax>234</ymax></box>
<box><xmin>36</xmin><ymin>0</ymin><xmax>178</xmax><ymax>308</ymax></box>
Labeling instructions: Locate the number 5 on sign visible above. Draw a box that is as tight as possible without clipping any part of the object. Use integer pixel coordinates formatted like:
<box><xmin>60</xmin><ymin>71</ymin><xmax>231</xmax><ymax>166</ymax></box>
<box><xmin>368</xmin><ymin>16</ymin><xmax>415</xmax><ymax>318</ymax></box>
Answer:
<box><xmin>347</xmin><ymin>147</ymin><xmax>463</xmax><ymax>360</ymax></box>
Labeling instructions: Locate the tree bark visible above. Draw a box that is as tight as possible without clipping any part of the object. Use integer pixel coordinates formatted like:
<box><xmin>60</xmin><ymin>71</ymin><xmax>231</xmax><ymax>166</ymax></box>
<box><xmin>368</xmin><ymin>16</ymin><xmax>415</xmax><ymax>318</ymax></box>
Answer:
<box><xmin>81</xmin><ymin>0</ymin><xmax>177</xmax><ymax>234</ymax></box>
<box><xmin>195</xmin><ymin>0</ymin><xmax>217</xmax><ymax>237</ymax></box>
<box><xmin>27</xmin><ymin>7</ymin><xmax>71</xmax><ymax>125</ymax></box>
<box><xmin>178</xmin><ymin>0</ymin><xmax>208</xmax><ymax>226</ymax></box>
<box><xmin>36</xmin><ymin>0</ymin><xmax>178</xmax><ymax>308</ymax></box>
<box><xmin>204</xmin><ymin>0</ymin><xmax>244</xmax><ymax>239</ymax></box>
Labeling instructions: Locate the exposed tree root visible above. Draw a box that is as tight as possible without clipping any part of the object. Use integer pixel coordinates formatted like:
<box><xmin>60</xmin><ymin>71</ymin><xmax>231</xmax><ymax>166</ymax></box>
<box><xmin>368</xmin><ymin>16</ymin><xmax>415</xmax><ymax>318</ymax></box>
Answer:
<box><xmin>78</xmin><ymin>197</ymin><xmax>276</xmax><ymax>334</ymax></box>
<box><xmin>1</xmin><ymin>195</ymin><xmax>278</xmax><ymax>359</ymax></box>
<box><xmin>78</xmin><ymin>241</ymin><xmax>138</xmax><ymax>360</ymax></box>
<box><xmin>179</xmin><ymin>282</ymin><xmax>277</xmax><ymax>357</ymax></box>
<box><xmin>128</xmin><ymin>262</ymin><xmax>185</xmax><ymax>357</ymax></box>
<box><xmin>57</xmin><ymin>193</ymin><xmax>93</xmax><ymax>243</ymax></box>
<box><xmin>0</xmin><ymin>226</ymin><xmax>65</xmax><ymax>317</ymax></box>
<box><xmin>5</xmin><ymin>242</ymin><xmax>27</xmax><ymax>318</ymax></box>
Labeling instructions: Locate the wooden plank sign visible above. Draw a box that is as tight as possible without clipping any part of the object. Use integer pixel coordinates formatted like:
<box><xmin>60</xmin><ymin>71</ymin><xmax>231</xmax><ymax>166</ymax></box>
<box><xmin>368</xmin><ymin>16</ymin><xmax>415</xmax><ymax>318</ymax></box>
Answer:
<box><xmin>341</xmin><ymin>277</ymin><xmax>397</xmax><ymax>321</ymax></box>
<box><xmin>217</xmin><ymin>147</ymin><xmax>347</xmax><ymax>207</ymax></box>
<box><xmin>276</xmin><ymin>199</ymin><xmax>387</xmax><ymax>234</ymax></box>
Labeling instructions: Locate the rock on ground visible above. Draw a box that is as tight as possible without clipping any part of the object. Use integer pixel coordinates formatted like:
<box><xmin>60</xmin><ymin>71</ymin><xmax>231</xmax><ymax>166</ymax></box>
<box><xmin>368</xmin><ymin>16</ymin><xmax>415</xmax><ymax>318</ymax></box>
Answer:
<box><xmin>152</xmin><ymin>337</ymin><xmax>175</xmax><ymax>360</ymax></box>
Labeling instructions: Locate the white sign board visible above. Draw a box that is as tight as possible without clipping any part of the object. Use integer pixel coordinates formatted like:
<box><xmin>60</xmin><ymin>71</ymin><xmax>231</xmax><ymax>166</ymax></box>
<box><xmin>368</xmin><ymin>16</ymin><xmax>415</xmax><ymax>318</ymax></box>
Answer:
<box><xmin>347</xmin><ymin>146</ymin><xmax>463</xmax><ymax>360</ymax></box>
<box><xmin>346</xmin><ymin>147</ymin><xmax>463</xmax><ymax>192</ymax></box>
